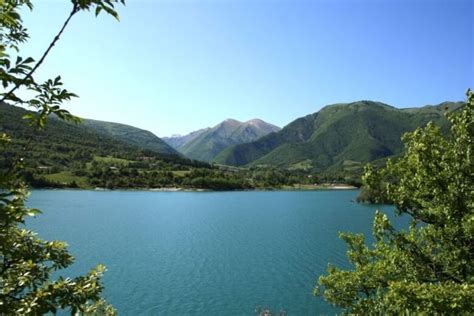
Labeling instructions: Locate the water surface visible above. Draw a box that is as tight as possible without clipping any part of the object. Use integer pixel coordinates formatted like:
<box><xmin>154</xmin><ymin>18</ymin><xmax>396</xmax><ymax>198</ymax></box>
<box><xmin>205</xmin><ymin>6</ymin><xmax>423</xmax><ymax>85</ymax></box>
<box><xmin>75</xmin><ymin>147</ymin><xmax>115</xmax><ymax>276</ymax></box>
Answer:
<box><xmin>27</xmin><ymin>190</ymin><xmax>390</xmax><ymax>315</ymax></box>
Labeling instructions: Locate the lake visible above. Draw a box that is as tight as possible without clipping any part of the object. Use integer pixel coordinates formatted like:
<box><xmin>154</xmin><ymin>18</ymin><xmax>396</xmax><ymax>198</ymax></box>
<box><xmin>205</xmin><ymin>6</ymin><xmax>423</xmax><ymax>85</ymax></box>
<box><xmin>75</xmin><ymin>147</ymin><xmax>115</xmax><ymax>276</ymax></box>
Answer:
<box><xmin>27</xmin><ymin>190</ymin><xmax>390</xmax><ymax>315</ymax></box>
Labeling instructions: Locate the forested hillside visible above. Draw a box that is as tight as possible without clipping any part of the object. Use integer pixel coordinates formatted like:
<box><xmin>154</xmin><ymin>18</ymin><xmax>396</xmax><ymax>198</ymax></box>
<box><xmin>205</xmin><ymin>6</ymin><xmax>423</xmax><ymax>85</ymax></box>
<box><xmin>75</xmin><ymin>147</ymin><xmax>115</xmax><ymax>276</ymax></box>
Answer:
<box><xmin>1</xmin><ymin>101</ymin><xmax>463</xmax><ymax>189</ymax></box>
<box><xmin>214</xmin><ymin>101</ymin><xmax>463</xmax><ymax>175</ymax></box>
<box><xmin>0</xmin><ymin>103</ymin><xmax>307</xmax><ymax>189</ymax></box>
<box><xmin>0</xmin><ymin>103</ymin><xmax>212</xmax><ymax>188</ymax></box>
<box><xmin>83</xmin><ymin>119</ymin><xmax>179</xmax><ymax>156</ymax></box>
<box><xmin>0</xmin><ymin>103</ymin><xmax>181</xmax><ymax>165</ymax></box>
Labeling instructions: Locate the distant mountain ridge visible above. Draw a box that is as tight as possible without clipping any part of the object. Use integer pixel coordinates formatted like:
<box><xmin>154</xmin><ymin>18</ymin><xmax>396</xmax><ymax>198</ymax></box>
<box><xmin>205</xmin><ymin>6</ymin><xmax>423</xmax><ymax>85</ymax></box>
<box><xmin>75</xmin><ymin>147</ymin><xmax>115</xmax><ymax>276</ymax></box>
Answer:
<box><xmin>163</xmin><ymin>118</ymin><xmax>281</xmax><ymax>162</ymax></box>
<box><xmin>214</xmin><ymin>101</ymin><xmax>464</xmax><ymax>173</ymax></box>
<box><xmin>163</xmin><ymin>127</ymin><xmax>211</xmax><ymax>150</ymax></box>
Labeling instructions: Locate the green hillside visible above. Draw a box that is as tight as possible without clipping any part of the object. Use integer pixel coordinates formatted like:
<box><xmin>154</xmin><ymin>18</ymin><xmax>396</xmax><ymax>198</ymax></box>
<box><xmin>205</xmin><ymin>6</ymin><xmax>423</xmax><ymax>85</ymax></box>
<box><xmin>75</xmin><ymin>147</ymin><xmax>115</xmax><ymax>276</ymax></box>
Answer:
<box><xmin>83</xmin><ymin>119</ymin><xmax>179</xmax><ymax>156</ymax></box>
<box><xmin>0</xmin><ymin>104</ymin><xmax>294</xmax><ymax>190</ymax></box>
<box><xmin>0</xmin><ymin>103</ymin><xmax>187</xmax><ymax>172</ymax></box>
<box><xmin>1</xmin><ymin>101</ymin><xmax>463</xmax><ymax>188</ymax></box>
<box><xmin>214</xmin><ymin>101</ymin><xmax>463</xmax><ymax>172</ymax></box>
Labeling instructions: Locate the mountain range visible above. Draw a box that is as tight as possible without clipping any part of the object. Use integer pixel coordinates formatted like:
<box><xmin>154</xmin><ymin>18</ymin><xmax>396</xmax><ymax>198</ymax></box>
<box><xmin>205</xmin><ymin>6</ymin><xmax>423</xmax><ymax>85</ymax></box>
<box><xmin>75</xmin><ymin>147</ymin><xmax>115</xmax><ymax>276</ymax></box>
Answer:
<box><xmin>1</xmin><ymin>100</ymin><xmax>463</xmax><ymax>180</ymax></box>
<box><xmin>213</xmin><ymin>101</ymin><xmax>463</xmax><ymax>174</ymax></box>
<box><xmin>163</xmin><ymin>118</ymin><xmax>281</xmax><ymax>162</ymax></box>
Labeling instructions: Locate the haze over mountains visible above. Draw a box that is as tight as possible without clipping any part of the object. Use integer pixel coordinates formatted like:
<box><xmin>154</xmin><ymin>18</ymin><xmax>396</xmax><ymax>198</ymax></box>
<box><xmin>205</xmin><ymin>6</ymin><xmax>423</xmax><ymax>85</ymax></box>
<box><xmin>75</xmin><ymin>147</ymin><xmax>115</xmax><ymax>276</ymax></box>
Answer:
<box><xmin>163</xmin><ymin>128</ymin><xmax>211</xmax><ymax>150</ymax></box>
<box><xmin>163</xmin><ymin>119</ymin><xmax>281</xmax><ymax>162</ymax></box>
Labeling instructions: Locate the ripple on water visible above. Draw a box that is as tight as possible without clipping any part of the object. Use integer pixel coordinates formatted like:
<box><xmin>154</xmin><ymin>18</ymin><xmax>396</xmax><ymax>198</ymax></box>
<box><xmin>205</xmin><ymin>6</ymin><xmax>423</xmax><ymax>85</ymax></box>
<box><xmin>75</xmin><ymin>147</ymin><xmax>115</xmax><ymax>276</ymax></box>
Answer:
<box><xmin>26</xmin><ymin>190</ymin><xmax>394</xmax><ymax>315</ymax></box>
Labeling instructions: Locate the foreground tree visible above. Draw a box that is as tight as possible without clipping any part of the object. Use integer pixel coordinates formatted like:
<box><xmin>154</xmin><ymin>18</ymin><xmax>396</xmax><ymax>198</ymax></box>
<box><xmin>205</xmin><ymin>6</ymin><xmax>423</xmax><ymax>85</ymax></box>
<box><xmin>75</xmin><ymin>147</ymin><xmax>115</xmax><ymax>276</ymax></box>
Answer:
<box><xmin>316</xmin><ymin>90</ymin><xmax>474</xmax><ymax>314</ymax></box>
<box><xmin>1</xmin><ymin>1</ymin><xmax>124</xmax><ymax>314</ymax></box>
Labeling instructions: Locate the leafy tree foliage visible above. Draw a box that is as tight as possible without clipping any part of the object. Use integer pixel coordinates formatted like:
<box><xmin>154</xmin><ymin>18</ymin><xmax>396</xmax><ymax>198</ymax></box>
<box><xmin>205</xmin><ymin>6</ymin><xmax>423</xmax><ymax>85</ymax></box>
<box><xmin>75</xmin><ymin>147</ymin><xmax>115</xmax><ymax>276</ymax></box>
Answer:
<box><xmin>1</xmin><ymin>0</ymin><xmax>124</xmax><ymax>314</ymax></box>
<box><xmin>316</xmin><ymin>90</ymin><xmax>474</xmax><ymax>314</ymax></box>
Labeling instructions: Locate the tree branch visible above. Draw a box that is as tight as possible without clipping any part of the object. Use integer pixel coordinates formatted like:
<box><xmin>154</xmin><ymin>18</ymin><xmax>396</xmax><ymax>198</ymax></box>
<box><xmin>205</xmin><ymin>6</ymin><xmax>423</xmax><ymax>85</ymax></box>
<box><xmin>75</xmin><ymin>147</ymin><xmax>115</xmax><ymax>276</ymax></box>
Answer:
<box><xmin>0</xmin><ymin>4</ymin><xmax>80</xmax><ymax>103</ymax></box>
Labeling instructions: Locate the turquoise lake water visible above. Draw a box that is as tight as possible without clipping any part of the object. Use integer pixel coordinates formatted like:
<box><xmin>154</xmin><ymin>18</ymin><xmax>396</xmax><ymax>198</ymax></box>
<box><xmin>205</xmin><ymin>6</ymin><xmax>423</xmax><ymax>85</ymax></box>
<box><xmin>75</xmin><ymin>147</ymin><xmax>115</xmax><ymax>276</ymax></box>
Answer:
<box><xmin>26</xmin><ymin>190</ymin><xmax>392</xmax><ymax>315</ymax></box>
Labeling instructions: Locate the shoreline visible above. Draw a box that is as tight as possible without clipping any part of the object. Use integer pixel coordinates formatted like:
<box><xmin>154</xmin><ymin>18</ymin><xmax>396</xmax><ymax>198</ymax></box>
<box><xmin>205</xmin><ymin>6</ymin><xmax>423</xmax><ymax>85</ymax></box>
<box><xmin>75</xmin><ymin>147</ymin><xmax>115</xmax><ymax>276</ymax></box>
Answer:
<box><xmin>30</xmin><ymin>184</ymin><xmax>359</xmax><ymax>192</ymax></box>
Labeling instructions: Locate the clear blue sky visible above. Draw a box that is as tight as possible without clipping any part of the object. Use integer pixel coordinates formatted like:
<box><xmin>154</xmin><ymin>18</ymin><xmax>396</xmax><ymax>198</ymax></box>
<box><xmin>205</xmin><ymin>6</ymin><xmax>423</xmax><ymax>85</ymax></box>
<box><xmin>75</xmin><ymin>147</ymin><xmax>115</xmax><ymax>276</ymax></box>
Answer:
<box><xmin>22</xmin><ymin>0</ymin><xmax>473</xmax><ymax>137</ymax></box>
